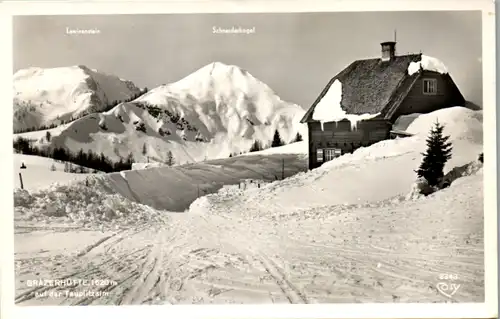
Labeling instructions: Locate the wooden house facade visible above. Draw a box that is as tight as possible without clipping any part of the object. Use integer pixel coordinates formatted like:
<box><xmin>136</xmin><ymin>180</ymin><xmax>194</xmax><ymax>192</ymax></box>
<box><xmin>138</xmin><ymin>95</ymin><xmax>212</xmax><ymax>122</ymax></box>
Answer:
<box><xmin>301</xmin><ymin>41</ymin><xmax>465</xmax><ymax>170</ymax></box>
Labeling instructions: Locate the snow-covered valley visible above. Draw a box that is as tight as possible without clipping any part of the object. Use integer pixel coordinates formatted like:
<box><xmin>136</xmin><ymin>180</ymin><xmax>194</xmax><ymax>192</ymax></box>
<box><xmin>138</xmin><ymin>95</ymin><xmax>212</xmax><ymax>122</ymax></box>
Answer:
<box><xmin>13</xmin><ymin>106</ymin><xmax>484</xmax><ymax>305</ymax></box>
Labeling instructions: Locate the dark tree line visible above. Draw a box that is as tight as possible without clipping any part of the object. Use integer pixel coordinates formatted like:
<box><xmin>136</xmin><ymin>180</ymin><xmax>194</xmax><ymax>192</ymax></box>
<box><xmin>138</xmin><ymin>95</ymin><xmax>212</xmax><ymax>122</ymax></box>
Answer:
<box><xmin>13</xmin><ymin>136</ymin><xmax>134</xmax><ymax>173</ymax></box>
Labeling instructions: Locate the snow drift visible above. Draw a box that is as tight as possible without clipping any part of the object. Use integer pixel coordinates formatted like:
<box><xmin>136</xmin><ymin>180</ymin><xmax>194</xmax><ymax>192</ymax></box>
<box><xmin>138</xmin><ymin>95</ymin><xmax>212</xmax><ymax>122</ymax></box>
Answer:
<box><xmin>13</xmin><ymin>65</ymin><xmax>142</xmax><ymax>132</ymax></box>
<box><xmin>43</xmin><ymin>62</ymin><xmax>306</xmax><ymax>164</ymax></box>
<box><xmin>14</xmin><ymin>177</ymin><xmax>165</xmax><ymax>230</ymax></box>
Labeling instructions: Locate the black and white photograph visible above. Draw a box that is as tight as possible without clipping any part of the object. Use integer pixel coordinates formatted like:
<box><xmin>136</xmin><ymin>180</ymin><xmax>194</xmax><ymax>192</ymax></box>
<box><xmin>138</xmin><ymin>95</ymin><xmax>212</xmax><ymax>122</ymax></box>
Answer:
<box><xmin>2</xmin><ymin>0</ymin><xmax>497</xmax><ymax>317</ymax></box>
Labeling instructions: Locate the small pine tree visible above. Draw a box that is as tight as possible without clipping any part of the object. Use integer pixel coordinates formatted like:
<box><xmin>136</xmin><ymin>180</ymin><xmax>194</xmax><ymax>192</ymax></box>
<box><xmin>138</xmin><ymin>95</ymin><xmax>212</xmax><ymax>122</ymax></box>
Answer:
<box><xmin>50</xmin><ymin>163</ymin><xmax>56</xmax><ymax>171</ymax></box>
<box><xmin>294</xmin><ymin>132</ymin><xmax>303</xmax><ymax>142</ymax></box>
<box><xmin>166</xmin><ymin>151</ymin><xmax>175</xmax><ymax>166</ymax></box>
<box><xmin>142</xmin><ymin>143</ymin><xmax>147</xmax><ymax>156</ymax></box>
<box><xmin>271</xmin><ymin>129</ymin><xmax>284</xmax><ymax>148</ymax></box>
<box><xmin>249</xmin><ymin>140</ymin><xmax>263</xmax><ymax>152</ymax></box>
<box><xmin>416</xmin><ymin>120</ymin><xmax>453</xmax><ymax>187</ymax></box>
<box><xmin>46</xmin><ymin>131</ymin><xmax>51</xmax><ymax>142</ymax></box>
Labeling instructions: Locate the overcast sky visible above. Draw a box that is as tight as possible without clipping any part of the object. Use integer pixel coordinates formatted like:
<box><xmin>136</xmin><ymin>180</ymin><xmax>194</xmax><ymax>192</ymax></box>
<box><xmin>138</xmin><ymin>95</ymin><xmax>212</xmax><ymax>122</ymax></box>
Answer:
<box><xmin>13</xmin><ymin>11</ymin><xmax>482</xmax><ymax>107</ymax></box>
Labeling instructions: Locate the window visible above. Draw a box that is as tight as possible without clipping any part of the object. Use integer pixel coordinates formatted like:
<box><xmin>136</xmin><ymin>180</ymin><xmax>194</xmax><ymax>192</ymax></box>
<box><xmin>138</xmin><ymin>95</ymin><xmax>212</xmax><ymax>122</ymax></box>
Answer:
<box><xmin>324</xmin><ymin>148</ymin><xmax>342</xmax><ymax>161</ymax></box>
<box><xmin>316</xmin><ymin>149</ymin><xmax>323</xmax><ymax>162</ymax></box>
<box><xmin>423</xmin><ymin>78</ymin><xmax>437</xmax><ymax>95</ymax></box>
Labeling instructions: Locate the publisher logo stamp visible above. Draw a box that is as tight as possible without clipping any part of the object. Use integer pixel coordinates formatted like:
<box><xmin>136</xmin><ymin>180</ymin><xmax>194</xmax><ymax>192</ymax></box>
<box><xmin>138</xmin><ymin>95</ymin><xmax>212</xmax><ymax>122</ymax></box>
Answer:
<box><xmin>436</xmin><ymin>273</ymin><xmax>461</xmax><ymax>298</ymax></box>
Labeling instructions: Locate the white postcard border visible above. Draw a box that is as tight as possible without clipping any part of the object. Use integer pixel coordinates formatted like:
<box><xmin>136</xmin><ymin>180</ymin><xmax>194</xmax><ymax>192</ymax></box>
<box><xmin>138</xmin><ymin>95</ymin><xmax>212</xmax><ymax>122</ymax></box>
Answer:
<box><xmin>0</xmin><ymin>1</ymin><xmax>496</xmax><ymax>318</ymax></box>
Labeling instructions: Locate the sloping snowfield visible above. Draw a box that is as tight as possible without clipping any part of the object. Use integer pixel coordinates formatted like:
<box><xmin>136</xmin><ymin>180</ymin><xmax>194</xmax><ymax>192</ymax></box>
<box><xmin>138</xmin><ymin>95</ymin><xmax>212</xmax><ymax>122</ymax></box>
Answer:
<box><xmin>13</xmin><ymin>154</ymin><xmax>93</xmax><ymax>191</ymax></box>
<box><xmin>13</xmin><ymin>107</ymin><xmax>484</xmax><ymax>305</ymax></box>
<box><xmin>105</xmin><ymin>152</ymin><xmax>307</xmax><ymax>211</ymax></box>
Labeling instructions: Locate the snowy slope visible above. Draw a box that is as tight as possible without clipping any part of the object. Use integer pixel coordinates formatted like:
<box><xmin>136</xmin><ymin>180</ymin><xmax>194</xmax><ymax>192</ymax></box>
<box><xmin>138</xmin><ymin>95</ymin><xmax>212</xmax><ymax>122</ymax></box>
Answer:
<box><xmin>13</xmin><ymin>154</ymin><xmax>92</xmax><ymax>191</ymax></box>
<box><xmin>13</xmin><ymin>66</ymin><xmax>142</xmax><ymax>132</ymax></box>
<box><xmin>104</xmin><ymin>153</ymin><xmax>307</xmax><ymax>211</ymax></box>
<box><xmin>207</xmin><ymin>106</ymin><xmax>483</xmax><ymax>217</ymax></box>
<box><xmin>13</xmin><ymin>106</ymin><xmax>484</xmax><ymax>305</ymax></box>
<box><xmin>46</xmin><ymin>62</ymin><xmax>306</xmax><ymax>164</ymax></box>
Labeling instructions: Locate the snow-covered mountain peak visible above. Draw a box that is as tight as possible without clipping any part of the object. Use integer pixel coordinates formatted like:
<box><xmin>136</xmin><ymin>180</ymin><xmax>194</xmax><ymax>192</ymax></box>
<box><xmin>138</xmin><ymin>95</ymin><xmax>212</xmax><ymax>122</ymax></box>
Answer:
<box><xmin>166</xmin><ymin>62</ymin><xmax>276</xmax><ymax>99</ymax></box>
<box><xmin>13</xmin><ymin>65</ymin><xmax>142</xmax><ymax>132</ymax></box>
<box><xmin>28</xmin><ymin>62</ymin><xmax>306</xmax><ymax>165</ymax></box>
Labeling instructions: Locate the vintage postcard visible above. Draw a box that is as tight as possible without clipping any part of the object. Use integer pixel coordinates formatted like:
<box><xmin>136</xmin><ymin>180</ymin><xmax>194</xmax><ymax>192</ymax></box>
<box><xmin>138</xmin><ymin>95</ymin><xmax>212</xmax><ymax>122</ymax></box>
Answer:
<box><xmin>0</xmin><ymin>0</ymin><xmax>497</xmax><ymax>318</ymax></box>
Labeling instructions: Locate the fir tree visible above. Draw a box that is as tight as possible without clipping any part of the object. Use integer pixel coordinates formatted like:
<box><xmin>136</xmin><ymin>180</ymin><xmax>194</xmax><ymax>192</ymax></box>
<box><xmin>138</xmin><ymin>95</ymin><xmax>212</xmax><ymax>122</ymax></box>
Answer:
<box><xmin>46</xmin><ymin>131</ymin><xmax>51</xmax><ymax>142</ymax></box>
<box><xmin>293</xmin><ymin>132</ymin><xmax>303</xmax><ymax>142</ymax></box>
<box><xmin>416</xmin><ymin>120</ymin><xmax>453</xmax><ymax>187</ymax></box>
<box><xmin>271</xmin><ymin>129</ymin><xmax>284</xmax><ymax>148</ymax></box>
<box><xmin>249</xmin><ymin>140</ymin><xmax>263</xmax><ymax>152</ymax></box>
<box><xmin>142</xmin><ymin>143</ymin><xmax>147</xmax><ymax>156</ymax></box>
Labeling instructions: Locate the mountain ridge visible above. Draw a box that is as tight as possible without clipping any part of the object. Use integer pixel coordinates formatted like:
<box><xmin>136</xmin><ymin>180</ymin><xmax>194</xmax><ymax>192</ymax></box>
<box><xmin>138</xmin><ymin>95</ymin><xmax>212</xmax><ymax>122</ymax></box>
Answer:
<box><xmin>15</xmin><ymin>62</ymin><xmax>306</xmax><ymax>166</ymax></box>
<box><xmin>13</xmin><ymin>65</ymin><xmax>142</xmax><ymax>132</ymax></box>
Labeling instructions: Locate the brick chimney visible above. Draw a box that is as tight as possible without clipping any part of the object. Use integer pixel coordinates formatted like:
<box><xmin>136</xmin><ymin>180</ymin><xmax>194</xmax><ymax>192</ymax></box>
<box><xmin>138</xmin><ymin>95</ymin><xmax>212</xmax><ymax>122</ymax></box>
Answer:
<box><xmin>381</xmin><ymin>41</ymin><xmax>396</xmax><ymax>61</ymax></box>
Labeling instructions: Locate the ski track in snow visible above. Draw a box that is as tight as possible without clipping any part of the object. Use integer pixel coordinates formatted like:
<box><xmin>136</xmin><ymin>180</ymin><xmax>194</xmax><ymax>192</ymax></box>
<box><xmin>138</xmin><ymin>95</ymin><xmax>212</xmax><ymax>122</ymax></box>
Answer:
<box><xmin>13</xmin><ymin>108</ymin><xmax>484</xmax><ymax>305</ymax></box>
<box><xmin>14</xmin><ymin>170</ymin><xmax>484</xmax><ymax>305</ymax></box>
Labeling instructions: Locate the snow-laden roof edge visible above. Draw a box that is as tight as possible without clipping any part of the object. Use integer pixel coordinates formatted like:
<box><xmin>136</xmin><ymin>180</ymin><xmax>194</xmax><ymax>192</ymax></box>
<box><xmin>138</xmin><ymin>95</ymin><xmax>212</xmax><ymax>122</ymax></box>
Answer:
<box><xmin>311</xmin><ymin>79</ymin><xmax>380</xmax><ymax>130</ymax></box>
<box><xmin>408</xmin><ymin>55</ymin><xmax>449</xmax><ymax>76</ymax></box>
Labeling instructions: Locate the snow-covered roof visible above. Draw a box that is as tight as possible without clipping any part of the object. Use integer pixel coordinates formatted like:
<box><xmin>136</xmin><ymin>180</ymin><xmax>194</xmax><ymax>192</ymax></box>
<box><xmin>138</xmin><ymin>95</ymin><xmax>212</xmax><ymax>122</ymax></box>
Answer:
<box><xmin>301</xmin><ymin>54</ymin><xmax>422</xmax><ymax>123</ymax></box>
<box><xmin>407</xmin><ymin>55</ymin><xmax>449</xmax><ymax>76</ymax></box>
<box><xmin>301</xmin><ymin>53</ymin><xmax>458</xmax><ymax>124</ymax></box>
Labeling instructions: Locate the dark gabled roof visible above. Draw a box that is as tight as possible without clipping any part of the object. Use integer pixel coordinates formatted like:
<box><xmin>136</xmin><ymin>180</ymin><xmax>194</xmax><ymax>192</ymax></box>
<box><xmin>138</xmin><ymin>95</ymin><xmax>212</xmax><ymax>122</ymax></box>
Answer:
<box><xmin>301</xmin><ymin>53</ymin><xmax>423</xmax><ymax>123</ymax></box>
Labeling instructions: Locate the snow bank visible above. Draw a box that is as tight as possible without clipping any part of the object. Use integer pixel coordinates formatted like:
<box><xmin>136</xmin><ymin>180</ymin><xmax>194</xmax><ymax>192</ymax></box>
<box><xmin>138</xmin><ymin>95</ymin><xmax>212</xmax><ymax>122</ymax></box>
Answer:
<box><xmin>407</xmin><ymin>55</ymin><xmax>449</xmax><ymax>76</ymax></box>
<box><xmin>406</xmin><ymin>106</ymin><xmax>483</xmax><ymax>144</ymax></box>
<box><xmin>14</xmin><ymin>177</ymin><xmax>165</xmax><ymax>230</ymax></box>
<box><xmin>312</xmin><ymin>79</ymin><xmax>379</xmax><ymax>130</ymax></box>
